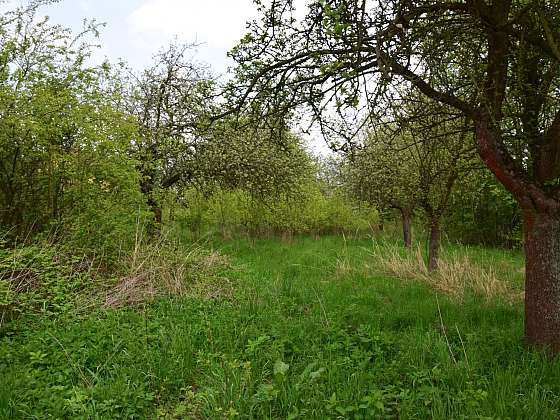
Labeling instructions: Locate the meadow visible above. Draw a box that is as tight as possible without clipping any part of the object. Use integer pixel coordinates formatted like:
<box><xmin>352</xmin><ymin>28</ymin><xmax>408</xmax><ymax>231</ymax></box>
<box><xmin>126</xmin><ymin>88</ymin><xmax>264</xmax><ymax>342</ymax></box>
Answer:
<box><xmin>2</xmin><ymin>234</ymin><xmax>558</xmax><ymax>419</ymax></box>
<box><xmin>2</xmin><ymin>2</ymin><xmax>560</xmax><ymax>419</ymax></box>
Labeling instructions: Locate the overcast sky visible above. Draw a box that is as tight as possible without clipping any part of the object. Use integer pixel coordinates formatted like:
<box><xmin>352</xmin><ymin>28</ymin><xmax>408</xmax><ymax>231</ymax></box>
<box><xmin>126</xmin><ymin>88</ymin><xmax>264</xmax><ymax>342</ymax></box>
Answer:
<box><xmin>4</xmin><ymin>0</ymin><xmax>259</xmax><ymax>75</ymax></box>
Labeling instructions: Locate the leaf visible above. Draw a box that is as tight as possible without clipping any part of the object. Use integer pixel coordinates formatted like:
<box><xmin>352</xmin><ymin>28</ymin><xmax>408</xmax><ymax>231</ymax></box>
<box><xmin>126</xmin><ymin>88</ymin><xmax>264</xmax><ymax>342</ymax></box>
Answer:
<box><xmin>336</xmin><ymin>406</ymin><xmax>346</xmax><ymax>415</ymax></box>
<box><xmin>309</xmin><ymin>367</ymin><xmax>325</xmax><ymax>382</ymax></box>
<box><xmin>273</xmin><ymin>359</ymin><xmax>289</xmax><ymax>376</ymax></box>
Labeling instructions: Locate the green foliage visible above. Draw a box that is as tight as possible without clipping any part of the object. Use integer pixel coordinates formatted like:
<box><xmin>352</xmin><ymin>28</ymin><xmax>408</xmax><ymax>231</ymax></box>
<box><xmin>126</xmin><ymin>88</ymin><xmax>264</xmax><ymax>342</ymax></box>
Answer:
<box><xmin>125</xmin><ymin>42</ymin><xmax>216</xmax><ymax>220</ymax></box>
<box><xmin>198</xmin><ymin>127</ymin><xmax>315</xmax><ymax>200</ymax></box>
<box><xmin>343</xmin><ymin>135</ymin><xmax>419</xmax><ymax>214</ymax></box>
<box><xmin>58</xmin><ymin>144</ymin><xmax>148</xmax><ymax>261</ymax></box>
<box><xmin>0</xmin><ymin>242</ymin><xmax>93</xmax><ymax>327</ymax></box>
<box><xmin>1</xmin><ymin>236</ymin><xmax>558</xmax><ymax>419</ymax></box>
<box><xmin>0</xmin><ymin>4</ymin><xmax>550</xmax><ymax>417</ymax></box>
<box><xmin>176</xmin><ymin>182</ymin><xmax>379</xmax><ymax>237</ymax></box>
<box><xmin>0</xmin><ymin>3</ymin><xmax>148</xmax><ymax>259</ymax></box>
<box><xmin>445</xmin><ymin>168</ymin><xmax>522</xmax><ymax>248</ymax></box>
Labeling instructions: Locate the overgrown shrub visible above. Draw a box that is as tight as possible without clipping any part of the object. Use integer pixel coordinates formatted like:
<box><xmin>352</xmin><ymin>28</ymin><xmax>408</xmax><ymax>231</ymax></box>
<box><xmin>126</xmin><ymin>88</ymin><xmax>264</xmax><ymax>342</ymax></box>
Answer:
<box><xmin>175</xmin><ymin>185</ymin><xmax>379</xmax><ymax>238</ymax></box>
<box><xmin>0</xmin><ymin>242</ymin><xmax>94</xmax><ymax>327</ymax></box>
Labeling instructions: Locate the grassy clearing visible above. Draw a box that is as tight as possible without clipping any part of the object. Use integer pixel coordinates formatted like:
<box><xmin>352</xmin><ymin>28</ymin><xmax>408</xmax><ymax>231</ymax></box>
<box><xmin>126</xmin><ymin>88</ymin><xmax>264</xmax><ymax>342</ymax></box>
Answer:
<box><xmin>1</xmin><ymin>235</ymin><xmax>559</xmax><ymax>419</ymax></box>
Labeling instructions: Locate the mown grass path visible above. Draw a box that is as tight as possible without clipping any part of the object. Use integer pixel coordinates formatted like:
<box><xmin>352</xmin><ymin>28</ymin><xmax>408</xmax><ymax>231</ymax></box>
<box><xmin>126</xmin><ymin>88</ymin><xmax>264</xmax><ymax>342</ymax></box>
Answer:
<box><xmin>1</xmin><ymin>236</ymin><xmax>559</xmax><ymax>419</ymax></box>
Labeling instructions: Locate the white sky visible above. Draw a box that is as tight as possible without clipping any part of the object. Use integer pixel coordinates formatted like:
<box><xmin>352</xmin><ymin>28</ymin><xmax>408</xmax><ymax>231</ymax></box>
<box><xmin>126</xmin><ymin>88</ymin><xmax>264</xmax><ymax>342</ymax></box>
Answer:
<box><xmin>1</xmin><ymin>0</ymin><xmax>259</xmax><ymax>75</ymax></box>
<box><xmin>1</xmin><ymin>0</ymin><xmax>331</xmax><ymax>155</ymax></box>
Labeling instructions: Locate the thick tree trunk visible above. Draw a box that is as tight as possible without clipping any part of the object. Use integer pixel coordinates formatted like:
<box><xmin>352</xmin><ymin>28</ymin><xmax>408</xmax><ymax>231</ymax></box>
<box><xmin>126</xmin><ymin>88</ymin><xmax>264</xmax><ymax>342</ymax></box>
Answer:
<box><xmin>401</xmin><ymin>209</ymin><xmax>412</xmax><ymax>249</ymax></box>
<box><xmin>428</xmin><ymin>219</ymin><xmax>441</xmax><ymax>272</ymax></box>
<box><xmin>523</xmin><ymin>210</ymin><xmax>560</xmax><ymax>352</ymax></box>
<box><xmin>475</xmin><ymin>115</ymin><xmax>560</xmax><ymax>351</ymax></box>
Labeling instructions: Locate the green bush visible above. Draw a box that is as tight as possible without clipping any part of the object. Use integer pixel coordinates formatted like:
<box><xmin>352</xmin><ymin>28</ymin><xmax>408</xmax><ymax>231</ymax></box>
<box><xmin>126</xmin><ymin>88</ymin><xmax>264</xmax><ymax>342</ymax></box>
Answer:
<box><xmin>175</xmin><ymin>183</ymin><xmax>379</xmax><ymax>238</ymax></box>
<box><xmin>0</xmin><ymin>243</ymin><xmax>93</xmax><ymax>327</ymax></box>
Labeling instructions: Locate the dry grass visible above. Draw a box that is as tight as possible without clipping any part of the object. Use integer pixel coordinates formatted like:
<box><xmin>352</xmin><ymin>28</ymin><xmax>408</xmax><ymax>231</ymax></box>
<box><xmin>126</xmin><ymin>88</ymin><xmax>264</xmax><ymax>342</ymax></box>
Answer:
<box><xmin>332</xmin><ymin>257</ymin><xmax>355</xmax><ymax>280</ymax></box>
<box><xmin>103</xmin><ymin>233</ymin><xmax>232</xmax><ymax>308</ymax></box>
<box><xmin>331</xmin><ymin>233</ymin><xmax>358</xmax><ymax>280</ymax></box>
<box><xmin>370</xmin><ymin>244</ymin><xmax>523</xmax><ymax>303</ymax></box>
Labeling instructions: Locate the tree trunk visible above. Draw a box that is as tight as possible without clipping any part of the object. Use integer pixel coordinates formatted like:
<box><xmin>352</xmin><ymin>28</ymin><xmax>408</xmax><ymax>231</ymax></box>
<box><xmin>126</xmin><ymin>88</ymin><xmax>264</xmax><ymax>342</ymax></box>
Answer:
<box><xmin>401</xmin><ymin>209</ymin><xmax>412</xmax><ymax>249</ymax></box>
<box><xmin>147</xmin><ymin>197</ymin><xmax>162</xmax><ymax>225</ymax></box>
<box><xmin>523</xmin><ymin>209</ymin><xmax>560</xmax><ymax>352</ymax></box>
<box><xmin>428</xmin><ymin>219</ymin><xmax>441</xmax><ymax>272</ymax></box>
<box><xmin>474</xmin><ymin>115</ymin><xmax>560</xmax><ymax>351</ymax></box>
<box><xmin>140</xmin><ymin>170</ymin><xmax>162</xmax><ymax>234</ymax></box>
<box><xmin>144</xmin><ymin>196</ymin><xmax>162</xmax><ymax>237</ymax></box>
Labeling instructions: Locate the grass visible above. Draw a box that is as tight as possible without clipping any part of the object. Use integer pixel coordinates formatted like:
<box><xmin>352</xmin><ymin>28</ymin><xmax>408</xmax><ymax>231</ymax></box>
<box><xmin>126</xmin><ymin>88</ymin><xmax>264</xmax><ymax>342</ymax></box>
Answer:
<box><xmin>369</xmin><ymin>240</ymin><xmax>524</xmax><ymax>302</ymax></box>
<box><xmin>1</xmin><ymin>235</ymin><xmax>559</xmax><ymax>419</ymax></box>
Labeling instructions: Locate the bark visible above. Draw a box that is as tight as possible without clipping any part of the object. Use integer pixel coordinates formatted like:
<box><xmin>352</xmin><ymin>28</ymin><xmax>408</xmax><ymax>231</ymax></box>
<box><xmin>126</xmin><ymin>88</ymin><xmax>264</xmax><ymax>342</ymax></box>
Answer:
<box><xmin>523</xmin><ymin>210</ymin><xmax>560</xmax><ymax>352</ymax></box>
<box><xmin>386</xmin><ymin>0</ymin><xmax>560</xmax><ymax>351</ymax></box>
<box><xmin>141</xmin><ymin>174</ymin><xmax>162</xmax><ymax>234</ymax></box>
<box><xmin>400</xmin><ymin>209</ymin><xmax>412</xmax><ymax>249</ymax></box>
<box><xmin>428</xmin><ymin>219</ymin><xmax>441</xmax><ymax>273</ymax></box>
<box><xmin>147</xmin><ymin>196</ymin><xmax>162</xmax><ymax>225</ymax></box>
<box><xmin>475</xmin><ymin>115</ymin><xmax>560</xmax><ymax>351</ymax></box>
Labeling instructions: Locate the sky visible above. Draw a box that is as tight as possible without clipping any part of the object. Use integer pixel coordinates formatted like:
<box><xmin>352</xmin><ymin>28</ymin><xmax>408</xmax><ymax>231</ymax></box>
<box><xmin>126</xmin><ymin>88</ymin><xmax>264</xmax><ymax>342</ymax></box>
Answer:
<box><xmin>3</xmin><ymin>0</ymin><xmax>259</xmax><ymax>75</ymax></box>
<box><xmin>1</xmin><ymin>0</ymin><xmax>331</xmax><ymax>155</ymax></box>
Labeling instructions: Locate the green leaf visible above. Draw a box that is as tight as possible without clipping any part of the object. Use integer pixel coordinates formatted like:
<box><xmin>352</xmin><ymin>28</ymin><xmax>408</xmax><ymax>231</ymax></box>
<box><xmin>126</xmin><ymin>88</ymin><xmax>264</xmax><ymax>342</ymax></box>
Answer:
<box><xmin>273</xmin><ymin>359</ymin><xmax>289</xmax><ymax>376</ymax></box>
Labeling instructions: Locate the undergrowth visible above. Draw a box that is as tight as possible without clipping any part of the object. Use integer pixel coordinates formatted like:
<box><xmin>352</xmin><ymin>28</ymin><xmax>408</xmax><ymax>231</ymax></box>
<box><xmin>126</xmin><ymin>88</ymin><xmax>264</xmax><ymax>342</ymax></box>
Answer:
<box><xmin>1</xmin><ymin>235</ymin><xmax>557</xmax><ymax>419</ymax></box>
<box><xmin>0</xmin><ymin>230</ymin><xmax>229</xmax><ymax>331</ymax></box>
<box><xmin>104</xmin><ymin>233</ymin><xmax>232</xmax><ymax>308</ymax></box>
<box><xmin>369</xmin><ymin>242</ymin><xmax>524</xmax><ymax>303</ymax></box>
<box><xmin>0</xmin><ymin>241</ymin><xmax>94</xmax><ymax>327</ymax></box>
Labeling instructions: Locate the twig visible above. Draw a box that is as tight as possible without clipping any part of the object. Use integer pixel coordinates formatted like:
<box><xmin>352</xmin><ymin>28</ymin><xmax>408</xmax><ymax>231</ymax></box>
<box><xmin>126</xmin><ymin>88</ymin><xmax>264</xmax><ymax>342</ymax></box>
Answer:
<box><xmin>455</xmin><ymin>324</ymin><xmax>469</xmax><ymax>370</ymax></box>
<box><xmin>436</xmin><ymin>294</ymin><xmax>456</xmax><ymax>364</ymax></box>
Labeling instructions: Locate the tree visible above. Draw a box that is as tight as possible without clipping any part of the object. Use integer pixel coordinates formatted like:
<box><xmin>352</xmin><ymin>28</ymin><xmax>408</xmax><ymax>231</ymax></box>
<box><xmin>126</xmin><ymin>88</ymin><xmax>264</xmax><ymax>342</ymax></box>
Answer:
<box><xmin>124</xmin><ymin>43</ymin><xmax>216</xmax><ymax>227</ymax></box>
<box><xmin>346</xmin><ymin>102</ymin><xmax>475</xmax><ymax>269</ymax></box>
<box><xmin>196</xmin><ymin>121</ymin><xmax>314</xmax><ymax>199</ymax></box>
<box><xmin>226</xmin><ymin>0</ymin><xmax>560</xmax><ymax>350</ymax></box>
<box><xmin>344</xmin><ymin>134</ymin><xmax>418</xmax><ymax>249</ymax></box>
<box><xmin>0</xmin><ymin>1</ymin><xmax>143</xmax><ymax>249</ymax></box>
<box><xmin>401</xmin><ymin>99</ymin><xmax>476</xmax><ymax>271</ymax></box>
<box><xmin>126</xmin><ymin>44</ymin><xmax>313</xmax><ymax>232</ymax></box>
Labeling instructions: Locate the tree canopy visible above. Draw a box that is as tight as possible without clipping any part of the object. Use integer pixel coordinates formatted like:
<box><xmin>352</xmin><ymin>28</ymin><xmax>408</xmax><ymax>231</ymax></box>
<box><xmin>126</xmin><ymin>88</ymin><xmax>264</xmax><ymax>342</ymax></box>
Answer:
<box><xmin>226</xmin><ymin>0</ymin><xmax>560</xmax><ymax>350</ymax></box>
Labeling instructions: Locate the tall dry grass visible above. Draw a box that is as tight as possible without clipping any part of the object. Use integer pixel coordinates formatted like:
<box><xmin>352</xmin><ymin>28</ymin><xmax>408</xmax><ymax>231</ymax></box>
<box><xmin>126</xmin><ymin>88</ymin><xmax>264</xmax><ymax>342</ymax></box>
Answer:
<box><xmin>103</xmin><ymin>230</ymin><xmax>232</xmax><ymax>308</ymax></box>
<box><xmin>369</xmin><ymin>243</ymin><xmax>523</xmax><ymax>303</ymax></box>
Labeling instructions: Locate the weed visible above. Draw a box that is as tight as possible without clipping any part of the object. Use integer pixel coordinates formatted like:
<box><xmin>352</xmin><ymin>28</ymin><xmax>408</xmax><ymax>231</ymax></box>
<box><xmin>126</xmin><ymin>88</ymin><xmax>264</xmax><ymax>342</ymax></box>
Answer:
<box><xmin>103</xmin><ymin>232</ymin><xmax>232</xmax><ymax>308</ymax></box>
<box><xmin>370</xmin><ymin>242</ymin><xmax>522</xmax><ymax>302</ymax></box>
<box><xmin>1</xmin><ymin>235</ymin><xmax>558</xmax><ymax>419</ymax></box>
<box><xmin>0</xmin><ymin>242</ymin><xmax>94</xmax><ymax>327</ymax></box>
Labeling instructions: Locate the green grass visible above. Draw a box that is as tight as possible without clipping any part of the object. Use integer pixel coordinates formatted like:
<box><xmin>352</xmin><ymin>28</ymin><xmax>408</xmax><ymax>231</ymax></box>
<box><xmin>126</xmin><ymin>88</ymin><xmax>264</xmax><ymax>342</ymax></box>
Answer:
<box><xmin>1</xmin><ymin>235</ymin><xmax>559</xmax><ymax>419</ymax></box>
